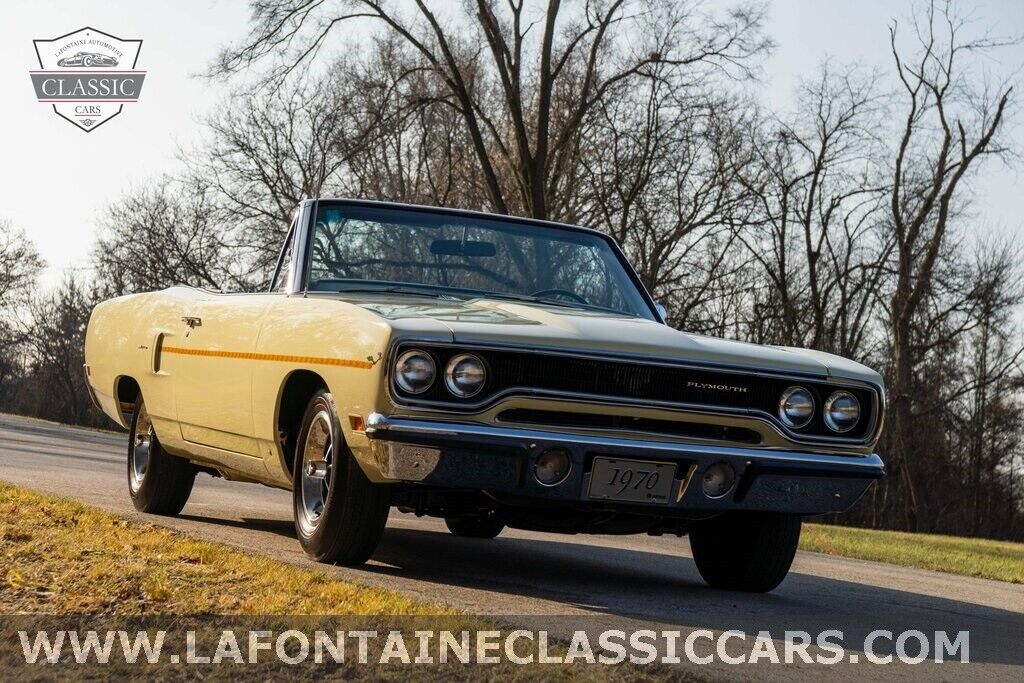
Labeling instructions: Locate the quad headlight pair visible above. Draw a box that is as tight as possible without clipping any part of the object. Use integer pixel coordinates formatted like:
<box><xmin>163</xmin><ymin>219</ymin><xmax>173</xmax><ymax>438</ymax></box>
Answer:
<box><xmin>394</xmin><ymin>349</ymin><xmax>486</xmax><ymax>398</ymax></box>
<box><xmin>778</xmin><ymin>386</ymin><xmax>861</xmax><ymax>433</ymax></box>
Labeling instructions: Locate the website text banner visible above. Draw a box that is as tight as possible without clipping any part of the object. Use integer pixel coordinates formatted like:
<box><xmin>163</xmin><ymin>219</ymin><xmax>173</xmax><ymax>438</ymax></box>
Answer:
<box><xmin>2</xmin><ymin>615</ymin><xmax>1021</xmax><ymax>680</ymax></box>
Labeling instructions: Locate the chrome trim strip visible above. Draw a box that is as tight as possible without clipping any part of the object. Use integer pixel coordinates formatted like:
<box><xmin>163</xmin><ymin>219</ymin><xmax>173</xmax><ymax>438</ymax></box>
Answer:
<box><xmin>82</xmin><ymin>364</ymin><xmax>101</xmax><ymax>411</ymax></box>
<box><xmin>295</xmin><ymin>198</ymin><xmax>316</xmax><ymax>296</ymax></box>
<box><xmin>267</xmin><ymin>213</ymin><xmax>296</xmax><ymax>294</ymax></box>
<box><xmin>364</xmin><ymin>413</ymin><xmax>885</xmax><ymax>472</ymax></box>
<box><xmin>489</xmin><ymin>394</ymin><xmax>864</xmax><ymax>450</ymax></box>
<box><xmin>385</xmin><ymin>338</ymin><xmax>884</xmax><ymax>448</ymax></box>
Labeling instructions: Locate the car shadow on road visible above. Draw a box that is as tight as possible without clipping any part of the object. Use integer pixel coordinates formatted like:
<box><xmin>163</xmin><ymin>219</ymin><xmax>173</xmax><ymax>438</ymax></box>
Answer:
<box><xmin>366</xmin><ymin>527</ymin><xmax>1024</xmax><ymax>666</ymax></box>
<box><xmin>177</xmin><ymin>514</ymin><xmax>296</xmax><ymax>539</ymax></box>
<box><xmin>172</xmin><ymin>511</ymin><xmax>1024</xmax><ymax>666</ymax></box>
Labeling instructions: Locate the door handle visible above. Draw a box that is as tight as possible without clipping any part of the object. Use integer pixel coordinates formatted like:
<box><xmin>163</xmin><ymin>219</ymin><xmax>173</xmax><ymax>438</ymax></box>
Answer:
<box><xmin>182</xmin><ymin>316</ymin><xmax>202</xmax><ymax>329</ymax></box>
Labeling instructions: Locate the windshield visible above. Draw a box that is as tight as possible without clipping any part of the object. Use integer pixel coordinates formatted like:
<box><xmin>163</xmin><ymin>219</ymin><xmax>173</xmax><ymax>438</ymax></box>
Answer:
<box><xmin>306</xmin><ymin>204</ymin><xmax>656</xmax><ymax>319</ymax></box>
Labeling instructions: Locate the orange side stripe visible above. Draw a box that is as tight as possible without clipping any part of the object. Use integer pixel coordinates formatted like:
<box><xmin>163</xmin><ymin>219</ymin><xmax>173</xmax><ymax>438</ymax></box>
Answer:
<box><xmin>162</xmin><ymin>346</ymin><xmax>374</xmax><ymax>369</ymax></box>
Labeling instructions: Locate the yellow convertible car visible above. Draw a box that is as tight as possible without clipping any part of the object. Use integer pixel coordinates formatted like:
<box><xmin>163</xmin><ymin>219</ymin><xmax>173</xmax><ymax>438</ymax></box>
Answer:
<box><xmin>84</xmin><ymin>199</ymin><xmax>885</xmax><ymax>592</ymax></box>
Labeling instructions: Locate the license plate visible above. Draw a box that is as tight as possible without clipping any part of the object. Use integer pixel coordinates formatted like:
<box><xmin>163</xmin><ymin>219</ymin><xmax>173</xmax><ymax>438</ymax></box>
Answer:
<box><xmin>588</xmin><ymin>458</ymin><xmax>675</xmax><ymax>504</ymax></box>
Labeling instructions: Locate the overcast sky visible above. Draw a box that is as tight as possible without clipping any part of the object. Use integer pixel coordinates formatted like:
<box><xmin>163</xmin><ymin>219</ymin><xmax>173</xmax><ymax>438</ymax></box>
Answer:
<box><xmin>1</xmin><ymin>0</ymin><xmax>1022</xmax><ymax>287</ymax></box>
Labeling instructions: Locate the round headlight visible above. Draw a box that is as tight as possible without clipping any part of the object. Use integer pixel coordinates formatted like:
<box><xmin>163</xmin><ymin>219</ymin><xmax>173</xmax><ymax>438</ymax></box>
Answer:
<box><xmin>778</xmin><ymin>386</ymin><xmax>814</xmax><ymax>429</ymax></box>
<box><xmin>444</xmin><ymin>353</ymin><xmax>486</xmax><ymax>398</ymax></box>
<box><xmin>824</xmin><ymin>391</ymin><xmax>861</xmax><ymax>433</ymax></box>
<box><xmin>394</xmin><ymin>349</ymin><xmax>436</xmax><ymax>394</ymax></box>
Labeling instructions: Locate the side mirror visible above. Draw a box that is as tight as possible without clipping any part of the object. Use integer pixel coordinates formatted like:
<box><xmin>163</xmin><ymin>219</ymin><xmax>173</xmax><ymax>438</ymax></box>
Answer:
<box><xmin>655</xmin><ymin>302</ymin><xmax>668</xmax><ymax>321</ymax></box>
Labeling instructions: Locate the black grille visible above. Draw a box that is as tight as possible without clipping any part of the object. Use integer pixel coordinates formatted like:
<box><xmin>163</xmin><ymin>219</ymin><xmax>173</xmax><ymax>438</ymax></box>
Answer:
<box><xmin>393</xmin><ymin>344</ymin><xmax>878</xmax><ymax>441</ymax></box>
<box><xmin>490</xmin><ymin>352</ymin><xmax>764</xmax><ymax>409</ymax></box>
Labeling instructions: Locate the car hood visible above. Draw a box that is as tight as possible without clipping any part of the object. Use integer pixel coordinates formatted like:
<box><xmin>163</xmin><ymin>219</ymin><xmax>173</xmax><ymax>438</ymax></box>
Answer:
<box><xmin>343</xmin><ymin>295</ymin><xmax>881</xmax><ymax>384</ymax></box>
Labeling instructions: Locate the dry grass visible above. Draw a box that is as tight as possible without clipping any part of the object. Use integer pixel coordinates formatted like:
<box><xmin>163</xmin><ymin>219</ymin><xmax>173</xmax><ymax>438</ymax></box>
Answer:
<box><xmin>0</xmin><ymin>482</ymin><xmax>449</xmax><ymax>616</ymax></box>
<box><xmin>0</xmin><ymin>483</ymin><xmax>693</xmax><ymax>681</ymax></box>
<box><xmin>801</xmin><ymin>522</ymin><xmax>1024</xmax><ymax>584</ymax></box>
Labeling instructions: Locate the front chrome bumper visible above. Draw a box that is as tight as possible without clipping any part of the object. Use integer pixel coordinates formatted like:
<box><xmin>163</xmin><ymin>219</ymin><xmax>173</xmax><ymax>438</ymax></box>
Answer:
<box><xmin>363</xmin><ymin>413</ymin><xmax>884</xmax><ymax>515</ymax></box>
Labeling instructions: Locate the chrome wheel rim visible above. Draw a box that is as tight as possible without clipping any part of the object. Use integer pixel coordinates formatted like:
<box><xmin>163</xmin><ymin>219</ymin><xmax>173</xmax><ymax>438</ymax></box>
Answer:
<box><xmin>298</xmin><ymin>409</ymin><xmax>334</xmax><ymax>536</ymax></box>
<box><xmin>129</xmin><ymin>404</ymin><xmax>152</xmax><ymax>494</ymax></box>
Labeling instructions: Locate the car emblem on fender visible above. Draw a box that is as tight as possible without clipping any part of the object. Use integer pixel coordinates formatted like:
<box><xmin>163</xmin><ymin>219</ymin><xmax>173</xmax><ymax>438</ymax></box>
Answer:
<box><xmin>30</xmin><ymin>26</ymin><xmax>145</xmax><ymax>132</ymax></box>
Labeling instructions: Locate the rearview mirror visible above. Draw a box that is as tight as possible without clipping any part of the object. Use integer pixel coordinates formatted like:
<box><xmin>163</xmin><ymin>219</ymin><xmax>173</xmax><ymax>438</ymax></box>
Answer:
<box><xmin>430</xmin><ymin>240</ymin><xmax>496</xmax><ymax>257</ymax></box>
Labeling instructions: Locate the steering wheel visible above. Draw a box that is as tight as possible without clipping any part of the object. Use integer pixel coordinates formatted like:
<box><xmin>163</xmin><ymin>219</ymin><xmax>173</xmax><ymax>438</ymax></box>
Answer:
<box><xmin>530</xmin><ymin>288</ymin><xmax>589</xmax><ymax>305</ymax></box>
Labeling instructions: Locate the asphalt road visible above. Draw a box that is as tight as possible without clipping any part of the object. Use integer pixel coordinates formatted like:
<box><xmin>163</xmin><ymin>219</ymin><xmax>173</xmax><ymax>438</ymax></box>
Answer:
<box><xmin>1</xmin><ymin>412</ymin><xmax>1022</xmax><ymax>681</ymax></box>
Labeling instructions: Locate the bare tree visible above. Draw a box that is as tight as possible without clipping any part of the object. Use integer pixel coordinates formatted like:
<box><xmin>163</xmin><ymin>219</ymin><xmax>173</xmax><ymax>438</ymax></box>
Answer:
<box><xmin>186</xmin><ymin>69</ymin><xmax>387</xmax><ymax>280</ymax></box>
<box><xmin>94</xmin><ymin>177</ymin><xmax>240</xmax><ymax>295</ymax></box>
<box><xmin>0</xmin><ymin>221</ymin><xmax>43</xmax><ymax>395</ymax></box>
<box><xmin>0</xmin><ymin>220</ymin><xmax>43</xmax><ymax>308</ymax></box>
<box><xmin>15</xmin><ymin>277</ymin><xmax>99</xmax><ymax>425</ymax></box>
<box><xmin>739</xmin><ymin>65</ymin><xmax>891</xmax><ymax>359</ymax></box>
<box><xmin>338</xmin><ymin>35</ymin><xmax>493</xmax><ymax>209</ymax></box>
<box><xmin>958</xmin><ymin>241</ymin><xmax>1024</xmax><ymax>534</ymax></box>
<box><xmin>574</xmin><ymin>79</ymin><xmax>759</xmax><ymax>331</ymax></box>
<box><xmin>884</xmin><ymin>0</ymin><xmax>1015</xmax><ymax>530</ymax></box>
<box><xmin>211</xmin><ymin>0</ymin><xmax>772</xmax><ymax>220</ymax></box>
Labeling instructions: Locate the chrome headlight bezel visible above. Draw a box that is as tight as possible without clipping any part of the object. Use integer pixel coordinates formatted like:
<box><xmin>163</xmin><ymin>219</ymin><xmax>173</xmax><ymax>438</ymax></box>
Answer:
<box><xmin>444</xmin><ymin>353</ymin><xmax>487</xmax><ymax>398</ymax></box>
<box><xmin>778</xmin><ymin>386</ymin><xmax>815</xmax><ymax>429</ymax></box>
<box><xmin>824</xmin><ymin>390</ymin><xmax>861</xmax><ymax>433</ymax></box>
<box><xmin>394</xmin><ymin>349</ymin><xmax>436</xmax><ymax>395</ymax></box>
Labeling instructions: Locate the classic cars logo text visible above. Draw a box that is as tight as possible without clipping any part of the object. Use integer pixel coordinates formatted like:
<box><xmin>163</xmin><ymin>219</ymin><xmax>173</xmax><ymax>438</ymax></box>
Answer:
<box><xmin>30</xmin><ymin>27</ymin><xmax>145</xmax><ymax>132</ymax></box>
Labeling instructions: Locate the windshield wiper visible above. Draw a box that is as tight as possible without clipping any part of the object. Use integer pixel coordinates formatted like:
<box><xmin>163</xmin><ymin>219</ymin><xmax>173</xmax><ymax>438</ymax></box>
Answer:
<box><xmin>473</xmin><ymin>292</ymin><xmax>574</xmax><ymax>308</ymax></box>
<box><xmin>327</xmin><ymin>284</ymin><xmax>462</xmax><ymax>300</ymax></box>
<box><xmin>474</xmin><ymin>291</ymin><xmax>629</xmax><ymax>315</ymax></box>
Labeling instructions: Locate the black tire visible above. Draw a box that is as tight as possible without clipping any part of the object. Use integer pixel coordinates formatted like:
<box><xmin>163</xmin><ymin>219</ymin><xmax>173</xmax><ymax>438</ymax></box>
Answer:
<box><xmin>292</xmin><ymin>390</ymin><xmax>390</xmax><ymax>565</ymax></box>
<box><xmin>444</xmin><ymin>514</ymin><xmax>505</xmax><ymax>539</ymax></box>
<box><xmin>127</xmin><ymin>397</ymin><xmax>196</xmax><ymax>515</ymax></box>
<box><xmin>689</xmin><ymin>512</ymin><xmax>801</xmax><ymax>592</ymax></box>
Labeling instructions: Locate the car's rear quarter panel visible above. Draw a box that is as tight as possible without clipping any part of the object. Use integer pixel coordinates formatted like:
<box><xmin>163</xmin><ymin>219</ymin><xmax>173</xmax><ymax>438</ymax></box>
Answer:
<box><xmin>85</xmin><ymin>289</ymin><xmax>193</xmax><ymax>437</ymax></box>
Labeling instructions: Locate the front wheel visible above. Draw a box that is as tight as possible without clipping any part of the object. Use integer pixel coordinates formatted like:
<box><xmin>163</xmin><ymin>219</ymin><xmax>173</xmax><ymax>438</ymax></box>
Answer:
<box><xmin>127</xmin><ymin>397</ymin><xmax>196</xmax><ymax>515</ymax></box>
<box><xmin>689</xmin><ymin>512</ymin><xmax>801</xmax><ymax>592</ymax></box>
<box><xmin>292</xmin><ymin>390</ymin><xmax>390</xmax><ymax>565</ymax></box>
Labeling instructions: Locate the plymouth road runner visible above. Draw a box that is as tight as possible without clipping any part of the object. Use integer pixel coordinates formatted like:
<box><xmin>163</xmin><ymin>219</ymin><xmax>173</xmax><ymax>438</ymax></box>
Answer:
<box><xmin>84</xmin><ymin>199</ymin><xmax>885</xmax><ymax>592</ymax></box>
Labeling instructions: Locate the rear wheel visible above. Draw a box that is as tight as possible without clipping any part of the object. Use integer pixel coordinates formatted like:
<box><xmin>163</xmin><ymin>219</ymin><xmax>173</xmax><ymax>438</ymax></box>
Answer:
<box><xmin>292</xmin><ymin>390</ymin><xmax>390</xmax><ymax>565</ymax></box>
<box><xmin>127</xmin><ymin>397</ymin><xmax>196</xmax><ymax>515</ymax></box>
<box><xmin>444</xmin><ymin>514</ymin><xmax>505</xmax><ymax>539</ymax></box>
<box><xmin>689</xmin><ymin>512</ymin><xmax>801</xmax><ymax>592</ymax></box>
